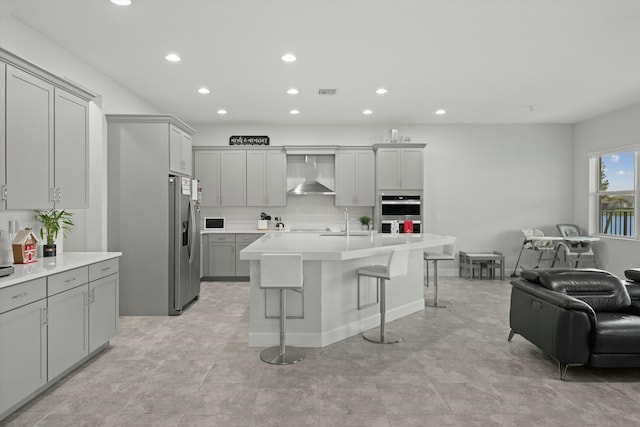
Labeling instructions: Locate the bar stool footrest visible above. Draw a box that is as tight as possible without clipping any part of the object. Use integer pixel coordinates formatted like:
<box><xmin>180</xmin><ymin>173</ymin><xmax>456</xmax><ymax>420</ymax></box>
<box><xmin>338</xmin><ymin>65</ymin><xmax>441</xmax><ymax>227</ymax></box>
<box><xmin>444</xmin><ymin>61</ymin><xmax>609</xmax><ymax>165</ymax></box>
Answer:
<box><xmin>260</xmin><ymin>346</ymin><xmax>306</xmax><ymax>365</ymax></box>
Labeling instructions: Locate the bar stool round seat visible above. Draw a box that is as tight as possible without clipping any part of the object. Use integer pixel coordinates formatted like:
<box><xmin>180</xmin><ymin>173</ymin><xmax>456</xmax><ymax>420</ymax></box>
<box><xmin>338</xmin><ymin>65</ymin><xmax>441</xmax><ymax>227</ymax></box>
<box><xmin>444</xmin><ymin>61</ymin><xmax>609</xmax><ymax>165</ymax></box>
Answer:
<box><xmin>259</xmin><ymin>253</ymin><xmax>305</xmax><ymax>365</ymax></box>
<box><xmin>358</xmin><ymin>248</ymin><xmax>410</xmax><ymax>344</ymax></box>
<box><xmin>424</xmin><ymin>236</ymin><xmax>456</xmax><ymax>308</ymax></box>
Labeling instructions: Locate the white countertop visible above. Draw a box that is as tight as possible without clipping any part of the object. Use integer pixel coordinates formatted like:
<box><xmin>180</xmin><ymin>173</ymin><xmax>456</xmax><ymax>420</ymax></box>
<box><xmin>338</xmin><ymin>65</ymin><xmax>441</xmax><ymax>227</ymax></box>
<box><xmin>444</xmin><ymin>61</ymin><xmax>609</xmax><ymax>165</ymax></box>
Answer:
<box><xmin>0</xmin><ymin>252</ymin><xmax>122</xmax><ymax>289</ymax></box>
<box><xmin>201</xmin><ymin>229</ymin><xmax>267</xmax><ymax>235</ymax></box>
<box><xmin>239</xmin><ymin>232</ymin><xmax>454</xmax><ymax>261</ymax></box>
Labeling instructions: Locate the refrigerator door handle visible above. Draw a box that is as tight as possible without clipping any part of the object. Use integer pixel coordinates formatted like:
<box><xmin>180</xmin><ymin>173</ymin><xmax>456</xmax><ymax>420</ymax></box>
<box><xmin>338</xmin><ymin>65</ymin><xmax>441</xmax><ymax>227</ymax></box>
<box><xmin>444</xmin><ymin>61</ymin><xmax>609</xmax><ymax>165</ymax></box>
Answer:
<box><xmin>188</xmin><ymin>198</ymin><xmax>196</xmax><ymax>264</ymax></box>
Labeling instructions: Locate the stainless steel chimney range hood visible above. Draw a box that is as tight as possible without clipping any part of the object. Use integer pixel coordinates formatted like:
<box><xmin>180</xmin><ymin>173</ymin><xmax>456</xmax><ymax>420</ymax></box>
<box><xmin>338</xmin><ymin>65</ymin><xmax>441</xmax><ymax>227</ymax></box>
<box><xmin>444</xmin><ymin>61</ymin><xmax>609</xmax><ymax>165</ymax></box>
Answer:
<box><xmin>286</xmin><ymin>150</ymin><xmax>336</xmax><ymax>196</ymax></box>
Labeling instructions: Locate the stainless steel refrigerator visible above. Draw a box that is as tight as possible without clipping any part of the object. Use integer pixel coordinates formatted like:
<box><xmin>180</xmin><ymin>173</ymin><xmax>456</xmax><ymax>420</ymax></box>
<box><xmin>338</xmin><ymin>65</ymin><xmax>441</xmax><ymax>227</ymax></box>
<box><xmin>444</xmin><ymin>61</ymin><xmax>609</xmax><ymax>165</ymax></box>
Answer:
<box><xmin>168</xmin><ymin>176</ymin><xmax>200</xmax><ymax>315</ymax></box>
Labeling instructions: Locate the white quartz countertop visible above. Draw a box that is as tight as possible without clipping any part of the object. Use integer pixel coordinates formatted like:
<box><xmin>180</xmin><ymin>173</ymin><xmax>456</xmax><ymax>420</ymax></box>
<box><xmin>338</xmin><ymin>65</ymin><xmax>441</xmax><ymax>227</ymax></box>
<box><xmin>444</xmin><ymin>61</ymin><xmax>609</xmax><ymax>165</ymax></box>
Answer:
<box><xmin>201</xmin><ymin>229</ymin><xmax>267</xmax><ymax>235</ymax></box>
<box><xmin>239</xmin><ymin>232</ymin><xmax>454</xmax><ymax>261</ymax></box>
<box><xmin>0</xmin><ymin>252</ymin><xmax>122</xmax><ymax>289</ymax></box>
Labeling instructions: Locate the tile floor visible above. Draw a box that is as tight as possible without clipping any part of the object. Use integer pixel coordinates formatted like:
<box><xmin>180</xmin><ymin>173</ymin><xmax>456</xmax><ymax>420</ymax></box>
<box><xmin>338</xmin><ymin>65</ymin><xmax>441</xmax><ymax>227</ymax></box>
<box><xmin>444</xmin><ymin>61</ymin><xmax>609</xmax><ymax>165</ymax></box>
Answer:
<box><xmin>4</xmin><ymin>276</ymin><xmax>640</xmax><ymax>426</ymax></box>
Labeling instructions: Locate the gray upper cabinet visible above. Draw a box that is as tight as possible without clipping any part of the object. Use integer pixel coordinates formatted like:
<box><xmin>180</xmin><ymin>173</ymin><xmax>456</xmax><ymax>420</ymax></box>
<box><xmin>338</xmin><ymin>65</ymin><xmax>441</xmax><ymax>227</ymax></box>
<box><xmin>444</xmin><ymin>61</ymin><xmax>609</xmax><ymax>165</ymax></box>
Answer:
<box><xmin>220</xmin><ymin>151</ymin><xmax>246</xmax><ymax>206</ymax></box>
<box><xmin>1</xmin><ymin>49</ymin><xmax>95</xmax><ymax>210</ymax></box>
<box><xmin>54</xmin><ymin>88</ymin><xmax>89</xmax><ymax>208</ymax></box>
<box><xmin>194</xmin><ymin>150</ymin><xmax>221</xmax><ymax>206</ymax></box>
<box><xmin>335</xmin><ymin>149</ymin><xmax>375</xmax><ymax>206</ymax></box>
<box><xmin>0</xmin><ymin>62</ymin><xmax>6</xmax><ymax>210</ymax></box>
<box><xmin>194</xmin><ymin>149</ymin><xmax>247</xmax><ymax>207</ymax></box>
<box><xmin>246</xmin><ymin>149</ymin><xmax>286</xmax><ymax>207</ymax></box>
<box><xmin>374</xmin><ymin>144</ymin><xmax>425</xmax><ymax>190</ymax></box>
<box><xmin>169</xmin><ymin>125</ymin><xmax>192</xmax><ymax>176</ymax></box>
<box><xmin>5</xmin><ymin>65</ymin><xmax>54</xmax><ymax>210</ymax></box>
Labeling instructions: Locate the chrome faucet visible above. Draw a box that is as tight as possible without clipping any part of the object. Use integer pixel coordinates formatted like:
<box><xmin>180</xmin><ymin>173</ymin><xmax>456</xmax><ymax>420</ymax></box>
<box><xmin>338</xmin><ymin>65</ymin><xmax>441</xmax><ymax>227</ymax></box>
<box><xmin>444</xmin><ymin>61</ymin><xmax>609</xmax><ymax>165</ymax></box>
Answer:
<box><xmin>344</xmin><ymin>208</ymin><xmax>349</xmax><ymax>235</ymax></box>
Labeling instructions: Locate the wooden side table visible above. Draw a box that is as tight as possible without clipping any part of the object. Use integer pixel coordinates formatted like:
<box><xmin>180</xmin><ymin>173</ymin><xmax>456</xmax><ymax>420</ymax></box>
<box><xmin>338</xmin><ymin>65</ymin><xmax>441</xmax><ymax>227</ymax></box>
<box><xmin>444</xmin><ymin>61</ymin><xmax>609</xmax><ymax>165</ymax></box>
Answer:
<box><xmin>459</xmin><ymin>251</ymin><xmax>505</xmax><ymax>280</ymax></box>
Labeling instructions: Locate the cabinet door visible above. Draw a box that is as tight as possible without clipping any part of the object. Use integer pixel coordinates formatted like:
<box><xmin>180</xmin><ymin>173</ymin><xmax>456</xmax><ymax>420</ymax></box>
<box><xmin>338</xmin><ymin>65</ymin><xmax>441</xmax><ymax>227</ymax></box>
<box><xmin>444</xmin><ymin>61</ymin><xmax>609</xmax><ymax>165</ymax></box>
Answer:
<box><xmin>88</xmin><ymin>274</ymin><xmax>119</xmax><ymax>353</ymax></box>
<box><xmin>246</xmin><ymin>150</ymin><xmax>266</xmax><ymax>206</ymax></box>
<box><xmin>169</xmin><ymin>125</ymin><xmax>183</xmax><ymax>174</ymax></box>
<box><xmin>335</xmin><ymin>150</ymin><xmax>356</xmax><ymax>206</ymax></box>
<box><xmin>355</xmin><ymin>150</ymin><xmax>375</xmax><ymax>206</ymax></box>
<box><xmin>182</xmin><ymin>132</ymin><xmax>192</xmax><ymax>176</ymax></box>
<box><xmin>235</xmin><ymin>243</ymin><xmax>250</xmax><ymax>277</ymax></box>
<box><xmin>376</xmin><ymin>149</ymin><xmax>401</xmax><ymax>190</ymax></box>
<box><xmin>208</xmin><ymin>242</ymin><xmax>236</xmax><ymax>276</ymax></box>
<box><xmin>401</xmin><ymin>148</ymin><xmax>423</xmax><ymax>189</ymax></box>
<box><xmin>194</xmin><ymin>151</ymin><xmax>221</xmax><ymax>206</ymax></box>
<box><xmin>265</xmin><ymin>150</ymin><xmax>286</xmax><ymax>206</ymax></box>
<box><xmin>0</xmin><ymin>62</ymin><xmax>6</xmax><ymax>210</ymax></box>
<box><xmin>54</xmin><ymin>88</ymin><xmax>89</xmax><ymax>208</ymax></box>
<box><xmin>0</xmin><ymin>299</ymin><xmax>47</xmax><ymax>415</ymax></box>
<box><xmin>6</xmin><ymin>65</ymin><xmax>53</xmax><ymax>209</ymax></box>
<box><xmin>220</xmin><ymin>151</ymin><xmax>246</xmax><ymax>206</ymax></box>
<box><xmin>47</xmin><ymin>284</ymin><xmax>88</xmax><ymax>380</ymax></box>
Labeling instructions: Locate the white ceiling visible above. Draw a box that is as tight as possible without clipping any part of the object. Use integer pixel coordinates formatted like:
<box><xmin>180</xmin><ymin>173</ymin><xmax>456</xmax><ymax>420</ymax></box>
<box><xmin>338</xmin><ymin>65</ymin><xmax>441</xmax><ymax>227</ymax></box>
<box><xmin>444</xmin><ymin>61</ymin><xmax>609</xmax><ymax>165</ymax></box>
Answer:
<box><xmin>3</xmin><ymin>0</ymin><xmax>640</xmax><ymax>125</ymax></box>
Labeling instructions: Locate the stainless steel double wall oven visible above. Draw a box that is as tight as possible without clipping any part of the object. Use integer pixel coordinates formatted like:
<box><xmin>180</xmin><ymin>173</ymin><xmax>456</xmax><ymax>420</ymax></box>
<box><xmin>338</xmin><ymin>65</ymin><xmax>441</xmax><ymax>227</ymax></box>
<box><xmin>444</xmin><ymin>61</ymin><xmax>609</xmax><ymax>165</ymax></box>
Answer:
<box><xmin>378</xmin><ymin>191</ymin><xmax>422</xmax><ymax>233</ymax></box>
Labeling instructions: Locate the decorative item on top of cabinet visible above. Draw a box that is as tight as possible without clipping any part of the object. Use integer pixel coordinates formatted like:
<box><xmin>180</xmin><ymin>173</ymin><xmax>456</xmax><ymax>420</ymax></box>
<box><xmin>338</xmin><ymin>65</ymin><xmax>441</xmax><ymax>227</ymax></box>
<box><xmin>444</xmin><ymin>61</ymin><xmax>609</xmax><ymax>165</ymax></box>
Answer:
<box><xmin>373</xmin><ymin>143</ymin><xmax>426</xmax><ymax>190</ymax></box>
<box><xmin>335</xmin><ymin>148</ymin><xmax>375</xmax><ymax>206</ymax></box>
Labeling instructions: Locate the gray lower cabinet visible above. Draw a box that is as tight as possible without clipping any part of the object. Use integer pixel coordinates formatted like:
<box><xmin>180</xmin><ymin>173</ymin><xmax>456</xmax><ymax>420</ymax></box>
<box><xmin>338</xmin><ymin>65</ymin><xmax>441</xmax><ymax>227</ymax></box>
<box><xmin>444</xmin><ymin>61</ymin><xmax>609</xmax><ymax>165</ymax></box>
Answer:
<box><xmin>0</xmin><ymin>258</ymin><xmax>119</xmax><ymax>421</ymax></box>
<box><xmin>88</xmin><ymin>273</ymin><xmax>119</xmax><ymax>353</ymax></box>
<box><xmin>203</xmin><ymin>233</ymin><xmax>261</xmax><ymax>279</ymax></box>
<box><xmin>0</xmin><ymin>279</ymin><xmax>48</xmax><ymax>416</ymax></box>
<box><xmin>206</xmin><ymin>234</ymin><xmax>237</xmax><ymax>277</ymax></box>
<box><xmin>47</xmin><ymin>283</ymin><xmax>88</xmax><ymax>380</ymax></box>
<box><xmin>235</xmin><ymin>234</ymin><xmax>262</xmax><ymax>277</ymax></box>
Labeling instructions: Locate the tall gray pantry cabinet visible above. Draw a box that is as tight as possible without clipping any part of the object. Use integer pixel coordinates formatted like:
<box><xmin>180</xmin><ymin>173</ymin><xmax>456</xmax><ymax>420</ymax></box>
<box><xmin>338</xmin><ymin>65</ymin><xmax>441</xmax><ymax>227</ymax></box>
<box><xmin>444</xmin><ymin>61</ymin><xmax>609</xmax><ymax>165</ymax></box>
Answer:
<box><xmin>106</xmin><ymin>115</ymin><xmax>196</xmax><ymax>315</ymax></box>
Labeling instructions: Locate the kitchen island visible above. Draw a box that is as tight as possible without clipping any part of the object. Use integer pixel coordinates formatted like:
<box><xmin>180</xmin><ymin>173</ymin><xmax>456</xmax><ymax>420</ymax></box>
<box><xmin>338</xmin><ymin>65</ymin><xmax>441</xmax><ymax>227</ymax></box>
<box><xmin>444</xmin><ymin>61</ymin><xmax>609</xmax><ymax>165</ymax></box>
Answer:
<box><xmin>240</xmin><ymin>232</ymin><xmax>454</xmax><ymax>347</ymax></box>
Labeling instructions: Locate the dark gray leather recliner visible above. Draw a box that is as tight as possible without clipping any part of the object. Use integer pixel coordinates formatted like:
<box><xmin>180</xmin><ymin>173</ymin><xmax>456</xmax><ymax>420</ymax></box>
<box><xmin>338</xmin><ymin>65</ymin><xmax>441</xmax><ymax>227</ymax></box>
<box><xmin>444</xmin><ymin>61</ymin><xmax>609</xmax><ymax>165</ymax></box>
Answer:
<box><xmin>509</xmin><ymin>268</ymin><xmax>640</xmax><ymax>379</ymax></box>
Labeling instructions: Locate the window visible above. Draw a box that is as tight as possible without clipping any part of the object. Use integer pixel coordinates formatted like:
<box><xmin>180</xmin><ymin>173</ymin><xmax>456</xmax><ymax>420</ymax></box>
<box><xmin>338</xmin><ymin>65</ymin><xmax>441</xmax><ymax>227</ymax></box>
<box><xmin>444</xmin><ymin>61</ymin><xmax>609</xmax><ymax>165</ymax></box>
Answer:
<box><xmin>595</xmin><ymin>151</ymin><xmax>636</xmax><ymax>237</ymax></box>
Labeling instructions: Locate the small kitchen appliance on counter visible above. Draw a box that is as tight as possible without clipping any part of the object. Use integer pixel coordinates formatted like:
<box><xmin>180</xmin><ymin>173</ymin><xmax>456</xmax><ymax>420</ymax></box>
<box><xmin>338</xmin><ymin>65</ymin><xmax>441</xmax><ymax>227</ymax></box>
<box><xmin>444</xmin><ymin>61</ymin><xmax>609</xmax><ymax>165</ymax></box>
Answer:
<box><xmin>204</xmin><ymin>216</ymin><xmax>225</xmax><ymax>231</ymax></box>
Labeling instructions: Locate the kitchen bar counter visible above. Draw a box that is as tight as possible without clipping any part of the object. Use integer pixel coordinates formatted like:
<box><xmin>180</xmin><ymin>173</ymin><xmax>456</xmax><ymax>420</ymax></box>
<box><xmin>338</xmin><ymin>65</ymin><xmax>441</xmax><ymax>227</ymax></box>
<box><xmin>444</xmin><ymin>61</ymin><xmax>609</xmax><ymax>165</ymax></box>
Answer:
<box><xmin>240</xmin><ymin>231</ymin><xmax>452</xmax><ymax>261</ymax></box>
<box><xmin>240</xmin><ymin>232</ymin><xmax>453</xmax><ymax>347</ymax></box>
<box><xmin>0</xmin><ymin>252</ymin><xmax>122</xmax><ymax>289</ymax></box>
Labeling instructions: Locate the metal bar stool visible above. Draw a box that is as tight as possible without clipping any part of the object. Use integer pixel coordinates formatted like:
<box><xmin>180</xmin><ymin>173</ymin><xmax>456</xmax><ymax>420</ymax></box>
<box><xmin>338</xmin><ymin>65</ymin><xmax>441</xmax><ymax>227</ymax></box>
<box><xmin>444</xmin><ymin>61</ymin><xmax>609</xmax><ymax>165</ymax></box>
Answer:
<box><xmin>259</xmin><ymin>253</ymin><xmax>305</xmax><ymax>365</ymax></box>
<box><xmin>424</xmin><ymin>236</ymin><xmax>456</xmax><ymax>308</ymax></box>
<box><xmin>358</xmin><ymin>248</ymin><xmax>410</xmax><ymax>344</ymax></box>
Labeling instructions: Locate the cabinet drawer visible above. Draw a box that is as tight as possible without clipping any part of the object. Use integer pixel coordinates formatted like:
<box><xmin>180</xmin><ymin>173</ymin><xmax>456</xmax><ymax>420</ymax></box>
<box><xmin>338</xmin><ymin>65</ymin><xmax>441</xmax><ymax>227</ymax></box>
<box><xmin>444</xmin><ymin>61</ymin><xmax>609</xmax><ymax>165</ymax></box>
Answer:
<box><xmin>236</xmin><ymin>234</ymin><xmax>262</xmax><ymax>244</ymax></box>
<box><xmin>48</xmin><ymin>267</ymin><xmax>89</xmax><ymax>296</ymax></box>
<box><xmin>0</xmin><ymin>278</ymin><xmax>47</xmax><ymax>314</ymax></box>
<box><xmin>89</xmin><ymin>258</ymin><xmax>119</xmax><ymax>282</ymax></box>
<box><xmin>207</xmin><ymin>233</ymin><xmax>235</xmax><ymax>243</ymax></box>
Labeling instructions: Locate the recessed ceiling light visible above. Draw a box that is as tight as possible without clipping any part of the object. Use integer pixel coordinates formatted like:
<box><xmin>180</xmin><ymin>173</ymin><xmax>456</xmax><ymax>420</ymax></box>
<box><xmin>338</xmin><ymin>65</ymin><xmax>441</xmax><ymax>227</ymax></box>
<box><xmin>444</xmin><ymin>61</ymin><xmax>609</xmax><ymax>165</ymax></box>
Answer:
<box><xmin>287</xmin><ymin>88</ymin><xmax>299</xmax><ymax>95</ymax></box>
<box><xmin>217</xmin><ymin>109</ymin><xmax>227</xmax><ymax>115</ymax></box>
<box><xmin>290</xmin><ymin>109</ymin><xmax>300</xmax><ymax>115</ymax></box>
<box><xmin>110</xmin><ymin>0</ymin><xmax>131</xmax><ymax>5</ymax></box>
<box><xmin>435</xmin><ymin>109</ymin><xmax>447</xmax><ymax>115</ymax></box>
<box><xmin>375</xmin><ymin>88</ymin><xmax>388</xmax><ymax>95</ymax></box>
<box><xmin>165</xmin><ymin>53</ymin><xmax>181</xmax><ymax>62</ymax></box>
<box><xmin>198</xmin><ymin>87</ymin><xmax>210</xmax><ymax>94</ymax></box>
<box><xmin>281</xmin><ymin>53</ymin><xmax>297</xmax><ymax>63</ymax></box>
<box><xmin>363</xmin><ymin>109</ymin><xmax>373</xmax><ymax>115</ymax></box>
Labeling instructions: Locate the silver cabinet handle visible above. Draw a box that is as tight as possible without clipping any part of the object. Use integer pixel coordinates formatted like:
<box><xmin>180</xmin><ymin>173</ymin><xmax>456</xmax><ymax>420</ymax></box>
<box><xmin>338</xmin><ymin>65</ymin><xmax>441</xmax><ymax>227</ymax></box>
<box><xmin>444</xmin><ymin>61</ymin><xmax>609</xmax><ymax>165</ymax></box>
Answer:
<box><xmin>101</xmin><ymin>267</ymin><xmax>111</xmax><ymax>272</ymax></box>
<box><xmin>57</xmin><ymin>187</ymin><xmax>62</xmax><ymax>202</ymax></box>
<box><xmin>64</xmin><ymin>277</ymin><xmax>77</xmax><ymax>283</ymax></box>
<box><xmin>12</xmin><ymin>291</ymin><xmax>30</xmax><ymax>299</ymax></box>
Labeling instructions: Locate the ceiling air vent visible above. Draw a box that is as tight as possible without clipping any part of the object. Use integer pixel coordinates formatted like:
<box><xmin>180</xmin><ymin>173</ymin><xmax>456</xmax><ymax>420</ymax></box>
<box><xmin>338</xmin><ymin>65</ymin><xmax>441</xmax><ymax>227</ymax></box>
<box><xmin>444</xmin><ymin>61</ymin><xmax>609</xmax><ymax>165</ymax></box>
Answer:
<box><xmin>317</xmin><ymin>88</ymin><xmax>337</xmax><ymax>96</ymax></box>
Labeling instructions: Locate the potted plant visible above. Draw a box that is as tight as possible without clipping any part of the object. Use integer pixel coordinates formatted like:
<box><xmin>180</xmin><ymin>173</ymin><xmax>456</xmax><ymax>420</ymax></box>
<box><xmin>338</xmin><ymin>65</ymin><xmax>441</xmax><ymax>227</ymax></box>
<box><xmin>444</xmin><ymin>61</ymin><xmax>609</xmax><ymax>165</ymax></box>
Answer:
<box><xmin>35</xmin><ymin>209</ymin><xmax>74</xmax><ymax>257</ymax></box>
<box><xmin>359</xmin><ymin>216</ymin><xmax>371</xmax><ymax>230</ymax></box>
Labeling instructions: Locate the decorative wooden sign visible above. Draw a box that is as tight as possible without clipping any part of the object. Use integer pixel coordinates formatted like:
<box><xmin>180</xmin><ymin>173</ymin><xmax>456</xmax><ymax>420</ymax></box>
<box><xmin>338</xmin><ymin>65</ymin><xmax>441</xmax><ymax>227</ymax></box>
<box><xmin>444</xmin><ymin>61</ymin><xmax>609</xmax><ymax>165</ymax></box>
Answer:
<box><xmin>229</xmin><ymin>136</ymin><xmax>270</xmax><ymax>146</ymax></box>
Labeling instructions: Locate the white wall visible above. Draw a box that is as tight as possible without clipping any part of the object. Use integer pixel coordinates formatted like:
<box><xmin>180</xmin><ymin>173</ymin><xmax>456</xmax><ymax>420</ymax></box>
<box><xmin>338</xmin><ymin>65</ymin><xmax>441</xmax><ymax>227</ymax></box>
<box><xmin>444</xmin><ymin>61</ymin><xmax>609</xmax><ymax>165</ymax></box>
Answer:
<box><xmin>0</xmin><ymin>16</ymin><xmax>161</xmax><ymax>255</ymax></box>
<box><xmin>574</xmin><ymin>104</ymin><xmax>640</xmax><ymax>278</ymax></box>
<box><xmin>193</xmin><ymin>123</ymin><xmax>575</xmax><ymax>273</ymax></box>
